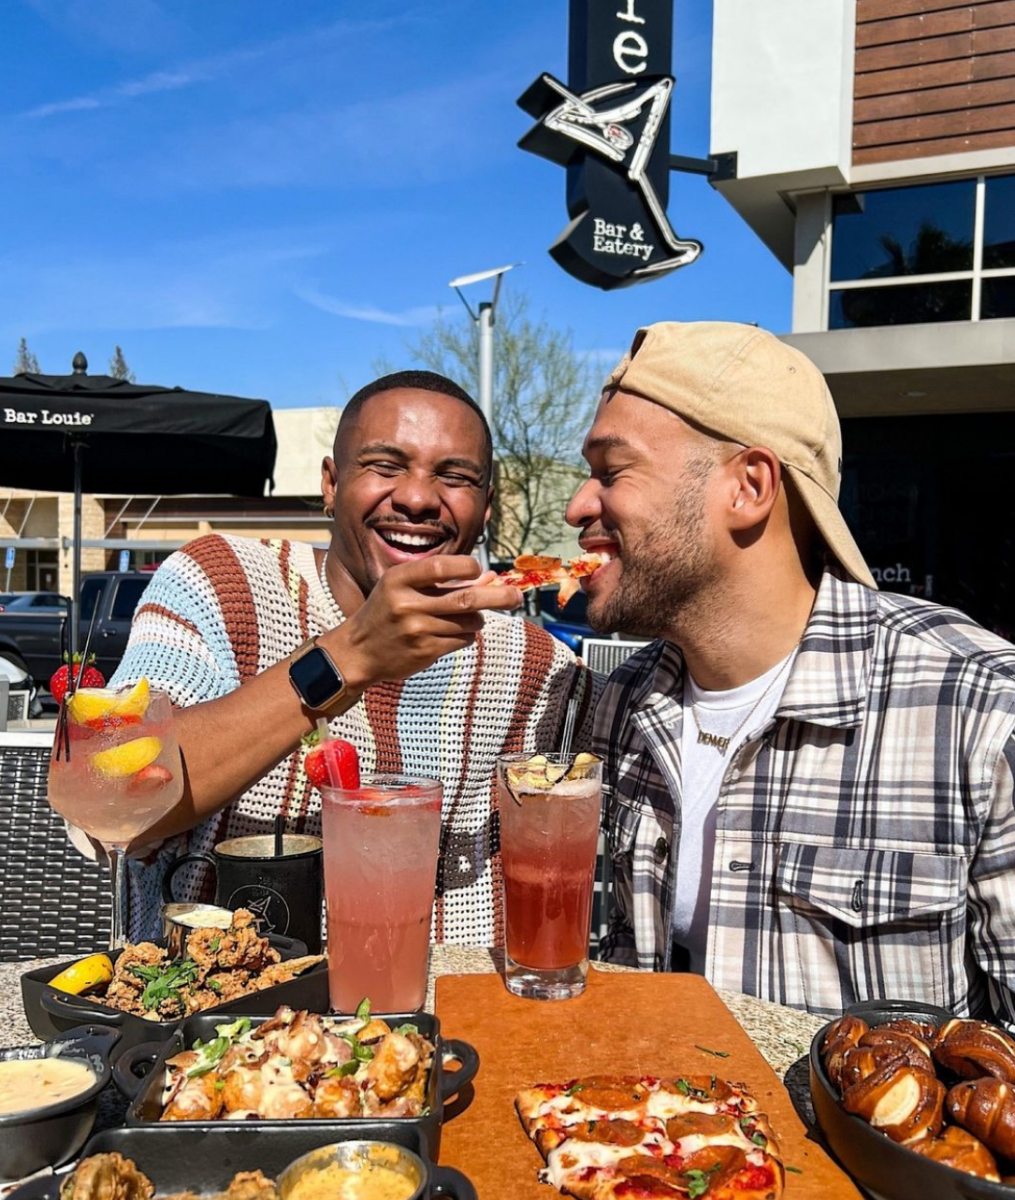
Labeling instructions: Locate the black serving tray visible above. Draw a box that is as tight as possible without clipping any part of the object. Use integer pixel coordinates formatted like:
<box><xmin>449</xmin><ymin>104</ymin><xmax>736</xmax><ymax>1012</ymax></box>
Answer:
<box><xmin>810</xmin><ymin>998</ymin><xmax>1015</xmax><ymax>1200</ymax></box>
<box><xmin>21</xmin><ymin>934</ymin><xmax>326</xmax><ymax>1059</ymax></box>
<box><xmin>115</xmin><ymin>1008</ymin><xmax>479</xmax><ymax>1161</ymax></box>
<box><xmin>6</xmin><ymin>1125</ymin><xmax>476</xmax><ymax>1200</ymax></box>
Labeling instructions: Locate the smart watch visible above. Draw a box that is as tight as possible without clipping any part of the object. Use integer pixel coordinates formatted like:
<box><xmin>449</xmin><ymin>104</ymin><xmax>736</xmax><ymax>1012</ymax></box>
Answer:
<box><xmin>288</xmin><ymin>638</ymin><xmax>347</xmax><ymax>711</ymax></box>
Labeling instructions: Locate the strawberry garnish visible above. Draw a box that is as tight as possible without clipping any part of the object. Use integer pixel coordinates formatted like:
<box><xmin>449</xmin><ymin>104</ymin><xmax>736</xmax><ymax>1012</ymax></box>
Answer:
<box><xmin>128</xmin><ymin>764</ymin><xmax>173</xmax><ymax>794</ymax></box>
<box><xmin>303</xmin><ymin>733</ymin><xmax>360</xmax><ymax>791</ymax></box>
<box><xmin>49</xmin><ymin>654</ymin><xmax>105</xmax><ymax>704</ymax></box>
<box><xmin>84</xmin><ymin>713</ymin><xmax>143</xmax><ymax>732</ymax></box>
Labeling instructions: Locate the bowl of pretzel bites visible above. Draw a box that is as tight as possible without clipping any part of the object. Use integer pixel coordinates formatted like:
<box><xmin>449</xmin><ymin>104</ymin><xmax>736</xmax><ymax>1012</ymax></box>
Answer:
<box><xmin>810</xmin><ymin>999</ymin><xmax>1015</xmax><ymax>1199</ymax></box>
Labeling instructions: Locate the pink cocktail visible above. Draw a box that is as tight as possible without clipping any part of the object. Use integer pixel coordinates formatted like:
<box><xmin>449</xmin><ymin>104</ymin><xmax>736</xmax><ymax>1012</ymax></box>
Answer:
<box><xmin>319</xmin><ymin>775</ymin><xmax>442</xmax><ymax>1013</ymax></box>
<box><xmin>48</xmin><ymin>681</ymin><xmax>183</xmax><ymax>948</ymax></box>
<box><xmin>497</xmin><ymin>753</ymin><xmax>602</xmax><ymax>1000</ymax></box>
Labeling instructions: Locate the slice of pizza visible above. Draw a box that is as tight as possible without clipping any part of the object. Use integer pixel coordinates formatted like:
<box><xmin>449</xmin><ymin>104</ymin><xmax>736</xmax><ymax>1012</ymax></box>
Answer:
<box><xmin>538</xmin><ymin>1118</ymin><xmax>674</xmax><ymax>1199</ymax></box>
<box><xmin>516</xmin><ymin>1076</ymin><xmax>655</xmax><ymax>1139</ymax></box>
<box><xmin>644</xmin><ymin>1075</ymin><xmax>760</xmax><ymax>1122</ymax></box>
<box><xmin>516</xmin><ymin>1075</ymin><xmax>784</xmax><ymax>1200</ymax></box>
<box><xmin>498</xmin><ymin>553</ymin><xmax>605</xmax><ymax>608</ymax></box>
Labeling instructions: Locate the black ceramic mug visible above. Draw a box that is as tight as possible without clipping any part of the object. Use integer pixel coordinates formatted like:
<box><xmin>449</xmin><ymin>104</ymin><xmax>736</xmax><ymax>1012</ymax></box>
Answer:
<box><xmin>162</xmin><ymin>834</ymin><xmax>323</xmax><ymax>954</ymax></box>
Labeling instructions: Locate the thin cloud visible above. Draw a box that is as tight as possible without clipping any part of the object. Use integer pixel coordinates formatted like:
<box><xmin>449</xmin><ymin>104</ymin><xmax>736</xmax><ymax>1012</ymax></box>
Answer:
<box><xmin>21</xmin><ymin>66</ymin><xmax>205</xmax><ymax>119</ymax></box>
<box><xmin>26</xmin><ymin>96</ymin><xmax>102</xmax><ymax>119</ymax></box>
<box><xmin>0</xmin><ymin>230</ymin><xmax>328</xmax><ymax>338</ymax></box>
<box><xmin>18</xmin><ymin>16</ymin><xmax>398</xmax><ymax>122</ymax></box>
<box><xmin>295</xmin><ymin>285</ymin><xmax>439</xmax><ymax>328</ymax></box>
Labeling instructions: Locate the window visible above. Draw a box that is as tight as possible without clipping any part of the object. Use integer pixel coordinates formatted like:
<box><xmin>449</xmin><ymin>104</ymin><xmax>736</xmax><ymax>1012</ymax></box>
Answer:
<box><xmin>828</xmin><ymin>174</ymin><xmax>1015</xmax><ymax>330</ymax></box>
<box><xmin>79</xmin><ymin>577</ymin><xmax>103</xmax><ymax>621</ymax></box>
<box><xmin>110</xmin><ymin>577</ymin><xmax>149</xmax><ymax>620</ymax></box>
<box><xmin>25</xmin><ymin>548</ymin><xmax>58</xmax><ymax>593</ymax></box>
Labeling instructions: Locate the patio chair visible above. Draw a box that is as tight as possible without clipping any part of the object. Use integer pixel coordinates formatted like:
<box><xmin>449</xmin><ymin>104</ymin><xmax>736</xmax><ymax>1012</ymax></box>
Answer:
<box><xmin>581</xmin><ymin>637</ymin><xmax>650</xmax><ymax>676</ymax></box>
<box><xmin>0</xmin><ymin>730</ymin><xmax>112</xmax><ymax>961</ymax></box>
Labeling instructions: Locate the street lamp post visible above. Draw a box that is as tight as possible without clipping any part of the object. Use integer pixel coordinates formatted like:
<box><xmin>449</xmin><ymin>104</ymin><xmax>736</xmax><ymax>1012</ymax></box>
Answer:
<box><xmin>448</xmin><ymin>263</ymin><xmax>521</xmax><ymax>569</ymax></box>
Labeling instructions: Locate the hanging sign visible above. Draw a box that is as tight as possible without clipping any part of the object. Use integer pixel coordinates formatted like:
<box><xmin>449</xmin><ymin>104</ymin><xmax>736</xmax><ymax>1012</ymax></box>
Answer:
<box><xmin>517</xmin><ymin>0</ymin><xmax>701</xmax><ymax>290</ymax></box>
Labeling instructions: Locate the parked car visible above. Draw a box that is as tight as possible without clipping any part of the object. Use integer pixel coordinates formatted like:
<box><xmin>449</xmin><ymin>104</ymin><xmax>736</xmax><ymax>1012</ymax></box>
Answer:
<box><xmin>0</xmin><ymin>572</ymin><xmax>152</xmax><ymax>690</ymax></box>
<box><xmin>541</xmin><ymin>588</ymin><xmax>595</xmax><ymax>654</ymax></box>
<box><xmin>0</xmin><ymin>591</ymin><xmax>68</xmax><ymax>613</ymax></box>
<box><xmin>0</xmin><ymin>650</ymin><xmax>41</xmax><ymax>718</ymax></box>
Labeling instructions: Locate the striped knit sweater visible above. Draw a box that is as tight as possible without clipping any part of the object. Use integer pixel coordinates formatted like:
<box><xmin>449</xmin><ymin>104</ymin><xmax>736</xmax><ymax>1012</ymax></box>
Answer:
<box><xmin>111</xmin><ymin>534</ymin><xmax>600</xmax><ymax>945</ymax></box>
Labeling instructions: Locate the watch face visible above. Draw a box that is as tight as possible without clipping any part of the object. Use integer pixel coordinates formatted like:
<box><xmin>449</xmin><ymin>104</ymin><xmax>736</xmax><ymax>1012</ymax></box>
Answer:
<box><xmin>290</xmin><ymin>647</ymin><xmax>344</xmax><ymax>709</ymax></box>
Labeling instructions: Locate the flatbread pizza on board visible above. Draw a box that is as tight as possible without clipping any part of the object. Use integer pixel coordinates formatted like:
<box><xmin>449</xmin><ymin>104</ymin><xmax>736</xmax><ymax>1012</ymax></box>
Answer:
<box><xmin>516</xmin><ymin>1074</ymin><xmax>784</xmax><ymax>1199</ymax></box>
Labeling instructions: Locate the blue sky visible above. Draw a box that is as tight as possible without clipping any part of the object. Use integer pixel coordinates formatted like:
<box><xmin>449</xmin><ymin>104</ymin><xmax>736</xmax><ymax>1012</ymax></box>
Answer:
<box><xmin>0</xmin><ymin>0</ymin><xmax>791</xmax><ymax>409</ymax></box>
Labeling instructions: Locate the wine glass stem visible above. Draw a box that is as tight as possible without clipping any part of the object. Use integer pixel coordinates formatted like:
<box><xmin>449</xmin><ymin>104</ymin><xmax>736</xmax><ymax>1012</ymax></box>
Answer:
<box><xmin>108</xmin><ymin>845</ymin><xmax>128</xmax><ymax>950</ymax></box>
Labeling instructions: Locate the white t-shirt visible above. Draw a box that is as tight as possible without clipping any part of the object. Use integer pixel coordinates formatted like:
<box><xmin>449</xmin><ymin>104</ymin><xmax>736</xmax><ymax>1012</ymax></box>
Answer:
<box><xmin>672</xmin><ymin>650</ymin><xmax>796</xmax><ymax>972</ymax></box>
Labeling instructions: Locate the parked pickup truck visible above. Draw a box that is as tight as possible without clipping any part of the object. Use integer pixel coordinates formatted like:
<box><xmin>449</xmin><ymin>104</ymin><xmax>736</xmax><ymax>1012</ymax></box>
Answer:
<box><xmin>0</xmin><ymin>571</ymin><xmax>152</xmax><ymax>688</ymax></box>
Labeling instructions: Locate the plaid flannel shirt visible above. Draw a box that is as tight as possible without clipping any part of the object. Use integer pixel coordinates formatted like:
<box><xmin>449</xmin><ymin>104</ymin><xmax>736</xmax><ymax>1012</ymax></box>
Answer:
<box><xmin>594</xmin><ymin>565</ymin><xmax>1015</xmax><ymax>1023</ymax></box>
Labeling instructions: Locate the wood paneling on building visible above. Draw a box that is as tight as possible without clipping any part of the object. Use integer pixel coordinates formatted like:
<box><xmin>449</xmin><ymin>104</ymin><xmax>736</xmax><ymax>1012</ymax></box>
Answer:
<box><xmin>854</xmin><ymin>0</ymin><xmax>1015</xmax><ymax>163</ymax></box>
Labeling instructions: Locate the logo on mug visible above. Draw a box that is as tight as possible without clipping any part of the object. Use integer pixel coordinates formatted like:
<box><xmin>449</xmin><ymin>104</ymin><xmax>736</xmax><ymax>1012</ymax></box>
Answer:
<box><xmin>227</xmin><ymin>886</ymin><xmax>290</xmax><ymax>936</ymax></box>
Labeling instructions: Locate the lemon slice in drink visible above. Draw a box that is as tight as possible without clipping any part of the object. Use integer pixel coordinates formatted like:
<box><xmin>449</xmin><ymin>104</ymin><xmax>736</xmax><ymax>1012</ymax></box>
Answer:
<box><xmin>49</xmin><ymin>953</ymin><xmax>113</xmax><ymax>996</ymax></box>
<box><xmin>91</xmin><ymin>736</ymin><xmax>162</xmax><ymax>779</ymax></box>
<box><xmin>68</xmin><ymin>678</ymin><xmax>150</xmax><ymax>728</ymax></box>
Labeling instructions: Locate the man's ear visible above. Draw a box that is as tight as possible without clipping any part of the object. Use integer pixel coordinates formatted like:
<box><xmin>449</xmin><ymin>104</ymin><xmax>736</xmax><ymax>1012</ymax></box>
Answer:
<box><xmin>727</xmin><ymin>447</ymin><xmax>781</xmax><ymax>530</ymax></box>
<box><xmin>321</xmin><ymin>456</ymin><xmax>338</xmax><ymax>509</ymax></box>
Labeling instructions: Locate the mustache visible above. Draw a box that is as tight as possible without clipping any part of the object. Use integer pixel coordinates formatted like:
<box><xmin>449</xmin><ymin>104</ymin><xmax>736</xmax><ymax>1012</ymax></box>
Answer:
<box><xmin>367</xmin><ymin>517</ymin><xmax>454</xmax><ymax>539</ymax></box>
<box><xmin>580</xmin><ymin>525</ymin><xmax>618</xmax><ymax>543</ymax></box>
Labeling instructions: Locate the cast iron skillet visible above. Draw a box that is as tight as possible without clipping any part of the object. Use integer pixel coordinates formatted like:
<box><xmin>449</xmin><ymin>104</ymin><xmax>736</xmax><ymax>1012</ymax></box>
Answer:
<box><xmin>0</xmin><ymin>1026</ymin><xmax>119</xmax><ymax>1182</ymax></box>
<box><xmin>21</xmin><ymin>933</ymin><xmax>326</xmax><ymax>1059</ymax></box>
<box><xmin>114</xmin><ymin>1008</ymin><xmax>479</xmax><ymax>1161</ymax></box>
<box><xmin>5</xmin><ymin>1125</ymin><xmax>476</xmax><ymax>1200</ymax></box>
<box><xmin>810</xmin><ymin>998</ymin><xmax>1015</xmax><ymax>1200</ymax></box>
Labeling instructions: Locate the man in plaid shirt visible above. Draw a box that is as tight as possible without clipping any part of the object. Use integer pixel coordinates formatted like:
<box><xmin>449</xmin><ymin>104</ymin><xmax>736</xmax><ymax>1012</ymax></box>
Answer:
<box><xmin>567</xmin><ymin>321</ymin><xmax>1015</xmax><ymax>1022</ymax></box>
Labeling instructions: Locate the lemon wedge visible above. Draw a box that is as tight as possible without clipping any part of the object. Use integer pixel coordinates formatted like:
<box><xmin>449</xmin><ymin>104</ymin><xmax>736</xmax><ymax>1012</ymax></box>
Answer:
<box><xmin>49</xmin><ymin>953</ymin><xmax>113</xmax><ymax>996</ymax></box>
<box><xmin>91</xmin><ymin>736</ymin><xmax>162</xmax><ymax>778</ymax></box>
<box><xmin>68</xmin><ymin>678</ymin><xmax>150</xmax><ymax>727</ymax></box>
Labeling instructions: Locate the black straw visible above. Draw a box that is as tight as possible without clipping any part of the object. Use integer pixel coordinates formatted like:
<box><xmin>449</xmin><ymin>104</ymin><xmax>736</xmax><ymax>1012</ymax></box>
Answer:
<box><xmin>274</xmin><ymin>814</ymin><xmax>285</xmax><ymax>857</ymax></box>
<box><xmin>71</xmin><ymin>601</ymin><xmax>101</xmax><ymax>698</ymax></box>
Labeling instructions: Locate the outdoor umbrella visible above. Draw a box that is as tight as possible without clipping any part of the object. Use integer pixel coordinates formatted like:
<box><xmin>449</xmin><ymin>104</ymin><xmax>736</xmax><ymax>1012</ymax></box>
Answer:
<box><xmin>0</xmin><ymin>352</ymin><xmax>277</xmax><ymax>652</ymax></box>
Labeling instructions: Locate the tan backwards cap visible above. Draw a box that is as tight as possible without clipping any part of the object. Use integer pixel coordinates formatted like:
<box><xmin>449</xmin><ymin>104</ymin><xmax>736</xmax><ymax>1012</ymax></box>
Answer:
<box><xmin>604</xmin><ymin>321</ymin><xmax>876</xmax><ymax>590</ymax></box>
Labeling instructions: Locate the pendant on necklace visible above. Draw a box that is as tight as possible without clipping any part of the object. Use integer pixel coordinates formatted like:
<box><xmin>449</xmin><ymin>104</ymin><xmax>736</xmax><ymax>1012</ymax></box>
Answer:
<box><xmin>697</xmin><ymin>729</ymin><xmax>730</xmax><ymax>755</ymax></box>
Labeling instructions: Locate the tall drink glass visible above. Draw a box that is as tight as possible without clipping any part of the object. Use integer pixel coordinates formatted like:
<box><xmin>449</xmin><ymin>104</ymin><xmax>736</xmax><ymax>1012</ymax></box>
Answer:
<box><xmin>319</xmin><ymin>775</ymin><xmax>442</xmax><ymax>1013</ymax></box>
<box><xmin>48</xmin><ymin>682</ymin><xmax>184</xmax><ymax>948</ymax></box>
<box><xmin>497</xmin><ymin>752</ymin><xmax>603</xmax><ymax>1000</ymax></box>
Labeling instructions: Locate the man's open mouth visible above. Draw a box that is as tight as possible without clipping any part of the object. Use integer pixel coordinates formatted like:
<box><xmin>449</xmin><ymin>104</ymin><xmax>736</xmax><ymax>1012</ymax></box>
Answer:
<box><xmin>579</xmin><ymin>540</ymin><xmax>620</xmax><ymax>587</ymax></box>
<box><xmin>372</xmin><ymin>526</ymin><xmax>449</xmax><ymax>556</ymax></box>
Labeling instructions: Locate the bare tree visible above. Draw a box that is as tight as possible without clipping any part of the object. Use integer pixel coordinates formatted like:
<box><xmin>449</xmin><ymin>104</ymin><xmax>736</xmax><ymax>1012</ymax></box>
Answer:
<box><xmin>108</xmin><ymin>346</ymin><xmax>136</xmax><ymax>382</ymax></box>
<box><xmin>400</xmin><ymin>292</ymin><xmax>597</xmax><ymax>560</ymax></box>
<box><xmin>13</xmin><ymin>337</ymin><xmax>40</xmax><ymax>375</ymax></box>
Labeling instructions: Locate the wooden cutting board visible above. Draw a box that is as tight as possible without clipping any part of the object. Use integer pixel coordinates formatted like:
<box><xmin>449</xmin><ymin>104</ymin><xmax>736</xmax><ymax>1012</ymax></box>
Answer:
<box><xmin>435</xmin><ymin>970</ymin><xmax>862</xmax><ymax>1200</ymax></box>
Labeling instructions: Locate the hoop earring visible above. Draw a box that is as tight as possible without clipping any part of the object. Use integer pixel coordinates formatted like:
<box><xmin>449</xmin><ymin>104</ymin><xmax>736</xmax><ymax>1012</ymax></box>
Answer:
<box><xmin>323</xmin><ymin>505</ymin><xmax>334</xmax><ymax>519</ymax></box>
<box><xmin>475</xmin><ymin>529</ymin><xmax>488</xmax><ymax>546</ymax></box>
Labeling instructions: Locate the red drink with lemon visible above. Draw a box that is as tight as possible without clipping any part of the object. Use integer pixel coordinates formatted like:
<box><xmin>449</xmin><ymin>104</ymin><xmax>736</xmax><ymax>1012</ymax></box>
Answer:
<box><xmin>497</xmin><ymin>752</ymin><xmax>602</xmax><ymax>1000</ymax></box>
<box><xmin>319</xmin><ymin>774</ymin><xmax>442</xmax><ymax>1013</ymax></box>
<box><xmin>48</xmin><ymin>680</ymin><xmax>183</xmax><ymax>947</ymax></box>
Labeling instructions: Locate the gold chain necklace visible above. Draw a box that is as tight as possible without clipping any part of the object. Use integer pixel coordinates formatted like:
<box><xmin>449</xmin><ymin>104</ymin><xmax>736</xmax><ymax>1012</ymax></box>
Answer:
<box><xmin>689</xmin><ymin>650</ymin><xmax>797</xmax><ymax>756</ymax></box>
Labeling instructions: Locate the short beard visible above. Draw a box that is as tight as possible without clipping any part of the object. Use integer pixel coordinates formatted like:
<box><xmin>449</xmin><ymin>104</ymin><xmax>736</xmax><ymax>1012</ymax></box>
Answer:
<box><xmin>587</xmin><ymin>458</ymin><xmax>716</xmax><ymax>639</ymax></box>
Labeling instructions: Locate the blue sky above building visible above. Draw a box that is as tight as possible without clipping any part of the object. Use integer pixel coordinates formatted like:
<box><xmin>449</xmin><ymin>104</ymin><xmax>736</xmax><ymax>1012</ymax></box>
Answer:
<box><xmin>1</xmin><ymin>0</ymin><xmax>791</xmax><ymax>408</ymax></box>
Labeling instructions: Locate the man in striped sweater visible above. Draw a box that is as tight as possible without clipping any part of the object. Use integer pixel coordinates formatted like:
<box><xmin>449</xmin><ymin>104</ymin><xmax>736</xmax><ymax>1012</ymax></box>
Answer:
<box><xmin>103</xmin><ymin>370</ymin><xmax>599</xmax><ymax>943</ymax></box>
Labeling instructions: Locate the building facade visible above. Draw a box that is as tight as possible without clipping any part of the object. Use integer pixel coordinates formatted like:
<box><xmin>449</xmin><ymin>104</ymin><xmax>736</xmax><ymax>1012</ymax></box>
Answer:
<box><xmin>711</xmin><ymin>0</ymin><xmax>1015</xmax><ymax>637</ymax></box>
